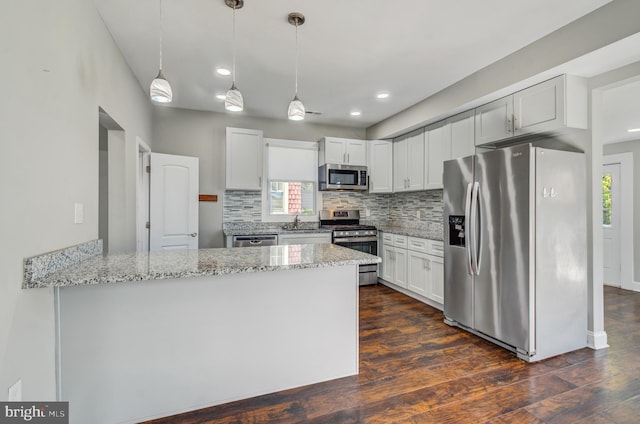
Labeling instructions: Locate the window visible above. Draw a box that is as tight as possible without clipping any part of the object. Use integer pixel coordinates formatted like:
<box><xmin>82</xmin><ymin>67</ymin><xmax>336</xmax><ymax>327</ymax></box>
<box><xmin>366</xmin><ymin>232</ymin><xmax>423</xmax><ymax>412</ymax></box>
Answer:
<box><xmin>602</xmin><ymin>173</ymin><xmax>612</xmax><ymax>226</ymax></box>
<box><xmin>263</xmin><ymin>139</ymin><xmax>318</xmax><ymax>220</ymax></box>
<box><xmin>269</xmin><ymin>181</ymin><xmax>315</xmax><ymax>216</ymax></box>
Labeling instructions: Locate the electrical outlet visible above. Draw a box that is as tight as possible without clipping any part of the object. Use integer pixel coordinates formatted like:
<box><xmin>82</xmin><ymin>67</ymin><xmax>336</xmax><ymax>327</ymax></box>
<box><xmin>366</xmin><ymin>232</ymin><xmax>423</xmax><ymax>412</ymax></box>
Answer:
<box><xmin>74</xmin><ymin>203</ymin><xmax>84</xmax><ymax>224</ymax></box>
<box><xmin>8</xmin><ymin>379</ymin><xmax>22</xmax><ymax>401</ymax></box>
<box><xmin>416</xmin><ymin>211</ymin><xmax>421</xmax><ymax>219</ymax></box>
<box><xmin>365</xmin><ymin>210</ymin><xmax>371</xmax><ymax>217</ymax></box>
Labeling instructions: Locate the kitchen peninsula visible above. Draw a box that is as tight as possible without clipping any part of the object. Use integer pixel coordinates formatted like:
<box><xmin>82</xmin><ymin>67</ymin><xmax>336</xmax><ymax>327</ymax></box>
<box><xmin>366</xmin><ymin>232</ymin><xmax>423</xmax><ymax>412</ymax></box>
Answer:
<box><xmin>24</xmin><ymin>241</ymin><xmax>380</xmax><ymax>424</ymax></box>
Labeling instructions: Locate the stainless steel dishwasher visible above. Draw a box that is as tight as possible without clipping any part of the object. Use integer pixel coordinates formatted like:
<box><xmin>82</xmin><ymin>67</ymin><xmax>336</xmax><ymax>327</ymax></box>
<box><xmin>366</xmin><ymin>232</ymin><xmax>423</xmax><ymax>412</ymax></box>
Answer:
<box><xmin>232</xmin><ymin>234</ymin><xmax>278</xmax><ymax>247</ymax></box>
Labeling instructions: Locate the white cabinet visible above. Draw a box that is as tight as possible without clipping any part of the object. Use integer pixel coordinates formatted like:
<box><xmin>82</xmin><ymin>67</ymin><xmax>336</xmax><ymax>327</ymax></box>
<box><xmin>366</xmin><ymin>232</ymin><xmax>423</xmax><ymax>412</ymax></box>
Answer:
<box><xmin>380</xmin><ymin>233</ymin><xmax>408</xmax><ymax>289</ymax></box>
<box><xmin>393</xmin><ymin>130</ymin><xmax>424</xmax><ymax>192</ymax></box>
<box><xmin>475</xmin><ymin>75</ymin><xmax>587</xmax><ymax>146</ymax></box>
<box><xmin>367</xmin><ymin>140</ymin><xmax>393</xmax><ymax>193</ymax></box>
<box><xmin>381</xmin><ymin>233</ymin><xmax>444</xmax><ymax>309</ymax></box>
<box><xmin>475</xmin><ymin>95</ymin><xmax>514</xmax><ymax>146</ymax></box>
<box><xmin>278</xmin><ymin>233</ymin><xmax>332</xmax><ymax>245</ymax></box>
<box><xmin>318</xmin><ymin>137</ymin><xmax>367</xmax><ymax>166</ymax></box>
<box><xmin>225</xmin><ymin>127</ymin><xmax>264</xmax><ymax>191</ymax></box>
<box><xmin>424</xmin><ymin>121</ymin><xmax>451</xmax><ymax>190</ymax></box>
<box><xmin>449</xmin><ymin>111</ymin><xmax>475</xmax><ymax>160</ymax></box>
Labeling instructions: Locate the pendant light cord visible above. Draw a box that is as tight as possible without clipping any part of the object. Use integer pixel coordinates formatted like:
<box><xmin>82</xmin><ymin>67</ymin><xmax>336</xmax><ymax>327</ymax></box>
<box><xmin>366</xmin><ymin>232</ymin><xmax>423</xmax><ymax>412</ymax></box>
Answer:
<box><xmin>294</xmin><ymin>21</ymin><xmax>299</xmax><ymax>96</ymax></box>
<box><xmin>232</xmin><ymin>3</ymin><xmax>237</xmax><ymax>84</ymax></box>
<box><xmin>159</xmin><ymin>0</ymin><xmax>164</xmax><ymax>71</ymax></box>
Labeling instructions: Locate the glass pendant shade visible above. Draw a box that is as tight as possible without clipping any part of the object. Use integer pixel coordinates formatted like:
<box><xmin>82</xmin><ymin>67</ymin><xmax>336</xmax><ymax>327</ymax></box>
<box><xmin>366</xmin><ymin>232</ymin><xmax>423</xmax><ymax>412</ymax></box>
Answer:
<box><xmin>150</xmin><ymin>71</ymin><xmax>173</xmax><ymax>103</ymax></box>
<box><xmin>225</xmin><ymin>83</ymin><xmax>243</xmax><ymax>112</ymax></box>
<box><xmin>288</xmin><ymin>96</ymin><xmax>305</xmax><ymax>121</ymax></box>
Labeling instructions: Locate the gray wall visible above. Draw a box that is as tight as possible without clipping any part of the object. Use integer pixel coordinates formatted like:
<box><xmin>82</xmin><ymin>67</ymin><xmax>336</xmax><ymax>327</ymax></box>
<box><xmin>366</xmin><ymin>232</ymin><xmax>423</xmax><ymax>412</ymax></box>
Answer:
<box><xmin>0</xmin><ymin>0</ymin><xmax>152</xmax><ymax>401</ymax></box>
<box><xmin>604</xmin><ymin>140</ymin><xmax>640</xmax><ymax>281</ymax></box>
<box><xmin>151</xmin><ymin>107</ymin><xmax>366</xmax><ymax>247</ymax></box>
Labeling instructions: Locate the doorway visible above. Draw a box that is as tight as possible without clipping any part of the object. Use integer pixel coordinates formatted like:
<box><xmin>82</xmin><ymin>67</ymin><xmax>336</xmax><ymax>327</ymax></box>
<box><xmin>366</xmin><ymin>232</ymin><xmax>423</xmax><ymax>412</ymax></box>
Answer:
<box><xmin>602</xmin><ymin>152</ymin><xmax>636</xmax><ymax>291</ymax></box>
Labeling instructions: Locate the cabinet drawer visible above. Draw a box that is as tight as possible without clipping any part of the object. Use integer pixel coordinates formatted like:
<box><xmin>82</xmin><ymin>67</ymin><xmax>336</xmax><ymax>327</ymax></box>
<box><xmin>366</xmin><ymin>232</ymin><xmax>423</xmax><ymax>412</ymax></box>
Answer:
<box><xmin>381</xmin><ymin>232</ymin><xmax>394</xmax><ymax>245</ymax></box>
<box><xmin>393</xmin><ymin>234</ymin><xmax>408</xmax><ymax>248</ymax></box>
<box><xmin>407</xmin><ymin>237</ymin><xmax>428</xmax><ymax>253</ymax></box>
<box><xmin>427</xmin><ymin>240</ymin><xmax>444</xmax><ymax>257</ymax></box>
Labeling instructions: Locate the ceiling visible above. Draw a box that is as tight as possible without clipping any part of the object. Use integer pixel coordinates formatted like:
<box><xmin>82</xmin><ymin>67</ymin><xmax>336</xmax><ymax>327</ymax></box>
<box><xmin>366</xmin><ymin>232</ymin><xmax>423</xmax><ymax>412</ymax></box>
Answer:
<box><xmin>94</xmin><ymin>0</ymin><xmax>614</xmax><ymax>128</ymax></box>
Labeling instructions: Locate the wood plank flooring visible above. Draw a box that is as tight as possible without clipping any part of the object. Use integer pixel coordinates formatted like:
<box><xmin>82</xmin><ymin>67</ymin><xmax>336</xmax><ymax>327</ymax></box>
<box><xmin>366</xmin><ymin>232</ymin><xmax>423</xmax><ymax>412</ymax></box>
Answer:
<box><xmin>145</xmin><ymin>285</ymin><xmax>640</xmax><ymax>423</ymax></box>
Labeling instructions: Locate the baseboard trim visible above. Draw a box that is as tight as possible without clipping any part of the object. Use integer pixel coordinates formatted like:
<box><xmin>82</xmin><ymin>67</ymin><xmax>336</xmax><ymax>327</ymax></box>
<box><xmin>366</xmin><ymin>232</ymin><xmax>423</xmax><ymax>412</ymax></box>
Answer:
<box><xmin>587</xmin><ymin>330</ymin><xmax>609</xmax><ymax>350</ymax></box>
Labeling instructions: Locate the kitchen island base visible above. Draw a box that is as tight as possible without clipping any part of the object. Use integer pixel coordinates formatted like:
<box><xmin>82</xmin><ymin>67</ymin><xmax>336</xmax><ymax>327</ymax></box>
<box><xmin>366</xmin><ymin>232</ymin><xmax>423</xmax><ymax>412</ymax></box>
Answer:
<box><xmin>56</xmin><ymin>265</ymin><xmax>359</xmax><ymax>424</ymax></box>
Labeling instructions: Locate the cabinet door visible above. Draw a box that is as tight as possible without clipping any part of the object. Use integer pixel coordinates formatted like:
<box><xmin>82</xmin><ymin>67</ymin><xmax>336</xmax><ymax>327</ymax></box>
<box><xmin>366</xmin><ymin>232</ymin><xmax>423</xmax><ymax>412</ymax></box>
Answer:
<box><xmin>513</xmin><ymin>76</ymin><xmax>564</xmax><ymax>136</ymax></box>
<box><xmin>381</xmin><ymin>243</ymin><xmax>395</xmax><ymax>282</ymax></box>
<box><xmin>278</xmin><ymin>233</ymin><xmax>332</xmax><ymax>245</ymax></box>
<box><xmin>345</xmin><ymin>140</ymin><xmax>367</xmax><ymax>166</ymax></box>
<box><xmin>424</xmin><ymin>122</ymin><xmax>450</xmax><ymax>190</ymax></box>
<box><xmin>406</xmin><ymin>130</ymin><xmax>425</xmax><ymax>191</ymax></box>
<box><xmin>449</xmin><ymin>111</ymin><xmax>475</xmax><ymax>159</ymax></box>
<box><xmin>427</xmin><ymin>254</ymin><xmax>444</xmax><ymax>305</ymax></box>
<box><xmin>323</xmin><ymin>137</ymin><xmax>347</xmax><ymax>164</ymax></box>
<box><xmin>226</xmin><ymin>127</ymin><xmax>264</xmax><ymax>190</ymax></box>
<box><xmin>394</xmin><ymin>247</ymin><xmax>408</xmax><ymax>289</ymax></box>
<box><xmin>368</xmin><ymin>140</ymin><xmax>393</xmax><ymax>193</ymax></box>
<box><xmin>407</xmin><ymin>250</ymin><xmax>428</xmax><ymax>296</ymax></box>
<box><xmin>393</xmin><ymin>138</ymin><xmax>408</xmax><ymax>192</ymax></box>
<box><xmin>475</xmin><ymin>96</ymin><xmax>513</xmax><ymax>146</ymax></box>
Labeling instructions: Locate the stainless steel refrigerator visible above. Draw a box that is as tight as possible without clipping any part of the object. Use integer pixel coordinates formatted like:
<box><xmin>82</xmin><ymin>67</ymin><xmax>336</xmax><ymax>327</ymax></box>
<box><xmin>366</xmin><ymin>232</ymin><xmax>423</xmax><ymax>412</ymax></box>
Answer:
<box><xmin>443</xmin><ymin>143</ymin><xmax>587</xmax><ymax>362</ymax></box>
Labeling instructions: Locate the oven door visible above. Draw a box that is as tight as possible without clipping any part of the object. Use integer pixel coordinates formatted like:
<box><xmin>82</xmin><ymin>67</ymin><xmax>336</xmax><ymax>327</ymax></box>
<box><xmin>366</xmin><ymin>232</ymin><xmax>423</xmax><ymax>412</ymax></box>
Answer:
<box><xmin>332</xmin><ymin>237</ymin><xmax>378</xmax><ymax>255</ymax></box>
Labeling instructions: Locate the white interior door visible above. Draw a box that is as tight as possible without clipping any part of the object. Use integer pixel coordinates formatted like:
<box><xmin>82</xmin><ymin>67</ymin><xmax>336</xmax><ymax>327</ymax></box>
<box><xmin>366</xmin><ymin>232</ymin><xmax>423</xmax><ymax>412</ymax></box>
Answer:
<box><xmin>150</xmin><ymin>153</ymin><xmax>199</xmax><ymax>251</ymax></box>
<box><xmin>602</xmin><ymin>163</ymin><xmax>621</xmax><ymax>286</ymax></box>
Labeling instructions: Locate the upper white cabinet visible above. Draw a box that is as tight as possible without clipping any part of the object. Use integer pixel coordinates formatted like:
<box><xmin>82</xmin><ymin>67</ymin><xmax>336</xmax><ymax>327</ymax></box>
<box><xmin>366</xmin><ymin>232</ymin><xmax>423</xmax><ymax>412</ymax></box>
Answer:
<box><xmin>318</xmin><ymin>137</ymin><xmax>367</xmax><ymax>166</ymax></box>
<box><xmin>226</xmin><ymin>127</ymin><xmax>264</xmax><ymax>191</ymax></box>
<box><xmin>475</xmin><ymin>95</ymin><xmax>514</xmax><ymax>146</ymax></box>
<box><xmin>475</xmin><ymin>75</ymin><xmax>587</xmax><ymax>146</ymax></box>
<box><xmin>367</xmin><ymin>140</ymin><xmax>393</xmax><ymax>193</ymax></box>
<box><xmin>393</xmin><ymin>130</ymin><xmax>424</xmax><ymax>192</ymax></box>
<box><xmin>424</xmin><ymin>121</ymin><xmax>451</xmax><ymax>190</ymax></box>
<box><xmin>449</xmin><ymin>111</ymin><xmax>475</xmax><ymax>159</ymax></box>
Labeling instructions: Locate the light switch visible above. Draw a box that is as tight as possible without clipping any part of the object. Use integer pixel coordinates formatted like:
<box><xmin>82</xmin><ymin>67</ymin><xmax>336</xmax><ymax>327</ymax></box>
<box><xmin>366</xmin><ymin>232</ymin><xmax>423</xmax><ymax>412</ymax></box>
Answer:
<box><xmin>74</xmin><ymin>203</ymin><xmax>84</xmax><ymax>224</ymax></box>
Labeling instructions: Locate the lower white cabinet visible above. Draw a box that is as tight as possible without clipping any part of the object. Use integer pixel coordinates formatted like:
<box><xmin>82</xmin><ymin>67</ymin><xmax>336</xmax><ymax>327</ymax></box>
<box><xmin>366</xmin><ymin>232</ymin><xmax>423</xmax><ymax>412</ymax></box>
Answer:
<box><xmin>381</xmin><ymin>232</ymin><xmax>444</xmax><ymax>309</ymax></box>
<box><xmin>278</xmin><ymin>233</ymin><xmax>331</xmax><ymax>245</ymax></box>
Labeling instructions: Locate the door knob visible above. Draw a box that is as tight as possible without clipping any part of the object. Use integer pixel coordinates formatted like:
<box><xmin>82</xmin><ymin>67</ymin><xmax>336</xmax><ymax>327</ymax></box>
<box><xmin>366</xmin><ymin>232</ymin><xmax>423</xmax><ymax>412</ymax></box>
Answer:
<box><xmin>190</xmin><ymin>232</ymin><xmax>198</xmax><ymax>237</ymax></box>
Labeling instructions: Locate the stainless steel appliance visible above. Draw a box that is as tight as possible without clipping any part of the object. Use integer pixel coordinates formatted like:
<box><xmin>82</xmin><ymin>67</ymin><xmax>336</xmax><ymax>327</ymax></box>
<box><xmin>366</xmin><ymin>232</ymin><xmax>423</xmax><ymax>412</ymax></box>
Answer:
<box><xmin>318</xmin><ymin>164</ymin><xmax>368</xmax><ymax>191</ymax></box>
<box><xmin>232</xmin><ymin>234</ymin><xmax>278</xmax><ymax>247</ymax></box>
<box><xmin>320</xmin><ymin>210</ymin><xmax>378</xmax><ymax>285</ymax></box>
<box><xmin>443</xmin><ymin>143</ymin><xmax>587</xmax><ymax>362</ymax></box>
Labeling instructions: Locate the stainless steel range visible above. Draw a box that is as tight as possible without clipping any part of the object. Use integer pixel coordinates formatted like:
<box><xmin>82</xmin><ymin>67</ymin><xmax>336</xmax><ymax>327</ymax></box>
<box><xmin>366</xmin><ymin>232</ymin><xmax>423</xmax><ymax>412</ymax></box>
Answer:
<box><xmin>320</xmin><ymin>209</ymin><xmax>378</xmax><ymax>285</ymax></box>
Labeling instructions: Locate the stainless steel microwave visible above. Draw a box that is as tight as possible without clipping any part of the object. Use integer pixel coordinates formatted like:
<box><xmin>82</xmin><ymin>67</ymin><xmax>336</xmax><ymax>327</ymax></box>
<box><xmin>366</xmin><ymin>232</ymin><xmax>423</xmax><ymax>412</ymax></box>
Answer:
<box><xmin>318</xmin><ymin>164</ymin><xmax>368</xmax><ymax>191</ymax></box>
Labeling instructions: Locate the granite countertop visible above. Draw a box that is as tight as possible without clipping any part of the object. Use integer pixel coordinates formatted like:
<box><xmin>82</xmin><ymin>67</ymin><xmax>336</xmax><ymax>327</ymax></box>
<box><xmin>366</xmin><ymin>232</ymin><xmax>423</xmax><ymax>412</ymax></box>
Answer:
<box><xmin>24</xmin><ymin>243</ymin><xmax>380</xmax><ymax>289</ymax></box>
<box><xmin>376</xmin><ymin>224</ymin><xmax>444</xmax><ymax>241</ymax></box>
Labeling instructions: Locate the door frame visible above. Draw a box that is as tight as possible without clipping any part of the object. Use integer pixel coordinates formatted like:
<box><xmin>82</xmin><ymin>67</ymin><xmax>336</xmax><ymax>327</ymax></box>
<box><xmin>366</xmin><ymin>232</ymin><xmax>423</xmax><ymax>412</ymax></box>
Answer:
<box><xmin>136</xmin><ymin>137</ymin><xmax>151</xmax><ymax>252</ymax></box>
<box><xmin>603</xmin><ymin>152</ymin><xmax>637</xmax><ymax>291</ymax></box>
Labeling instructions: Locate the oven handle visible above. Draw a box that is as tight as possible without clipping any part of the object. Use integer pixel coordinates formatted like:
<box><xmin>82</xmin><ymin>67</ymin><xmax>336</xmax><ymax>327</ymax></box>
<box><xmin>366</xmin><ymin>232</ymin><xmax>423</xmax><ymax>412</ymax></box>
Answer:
<box><xmin>333</xmin><ymin>236</ymin><xmax>379</xmax><ymax>243</ymax></box>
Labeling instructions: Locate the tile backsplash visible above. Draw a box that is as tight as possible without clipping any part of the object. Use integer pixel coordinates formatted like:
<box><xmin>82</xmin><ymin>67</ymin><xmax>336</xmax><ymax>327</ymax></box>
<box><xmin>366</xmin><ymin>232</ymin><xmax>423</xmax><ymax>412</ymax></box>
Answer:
<box><xmin>223</xmin><ymin>189</ymin><xmax>444</xmax><ymax>228</ymax></box>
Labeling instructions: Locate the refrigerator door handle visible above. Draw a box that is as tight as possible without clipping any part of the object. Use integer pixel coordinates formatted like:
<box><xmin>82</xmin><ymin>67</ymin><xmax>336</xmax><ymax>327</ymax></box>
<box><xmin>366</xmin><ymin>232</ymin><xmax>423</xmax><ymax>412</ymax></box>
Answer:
<box><xmin>464</xmin><ymin>182</ymin><xmax>473</xmax><ymax>275</ymax></box>
<box><xmin>471</xmin><ymin>181</ymin><xmax>481</xmax><ymax>276</ymax></box>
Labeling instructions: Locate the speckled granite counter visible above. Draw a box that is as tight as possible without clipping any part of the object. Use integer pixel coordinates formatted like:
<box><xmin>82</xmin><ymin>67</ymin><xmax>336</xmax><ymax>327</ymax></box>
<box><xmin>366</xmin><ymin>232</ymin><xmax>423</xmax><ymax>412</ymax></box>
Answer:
<box><xmin>376</xmin><ymin>224</ymin><xmax>444</xmax><ymax>241</ymax></box>
<box><xmin>24</xmin><ymin>243</ymin><xmax>379</xmax><ymax>289</ymax></box>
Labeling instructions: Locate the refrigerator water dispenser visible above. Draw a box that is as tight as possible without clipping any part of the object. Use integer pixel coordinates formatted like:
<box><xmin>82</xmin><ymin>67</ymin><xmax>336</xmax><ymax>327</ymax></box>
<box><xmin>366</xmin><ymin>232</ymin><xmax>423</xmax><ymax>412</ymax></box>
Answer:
<box><xmin>448</xmin><ymin>215</ymin><xmax>465</xmax><ymax>247</ymax></box>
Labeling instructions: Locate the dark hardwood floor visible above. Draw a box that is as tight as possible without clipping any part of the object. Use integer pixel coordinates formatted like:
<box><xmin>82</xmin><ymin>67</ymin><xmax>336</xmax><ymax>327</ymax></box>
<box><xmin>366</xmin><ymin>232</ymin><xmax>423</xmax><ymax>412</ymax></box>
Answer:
<box><xmin>145</xmin><ymin>285</ymin><xmax>640</xmax><ymax>423</ymax></box>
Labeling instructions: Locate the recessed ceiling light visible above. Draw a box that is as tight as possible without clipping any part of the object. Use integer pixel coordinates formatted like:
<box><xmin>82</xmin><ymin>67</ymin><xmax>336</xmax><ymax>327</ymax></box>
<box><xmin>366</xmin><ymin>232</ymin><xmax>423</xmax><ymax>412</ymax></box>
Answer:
<box><xmin>376</xmin><ymin>92</ymin><xmax>390</xmax><ymax>99</ymax></box>
<box><xmin>215</xmin><ymin>94</ymin><xmax>226</xmax><ymax>100</ymax></box>
<box><xmin>350</xmin><ymin>111</ymin><xmax>362</xmax><ymax>117</ymax></box>
<box><xmin>628</xmin><ymin>128</ymin><xmax>640</xmax><ymax>133</ymax></box>
<box><xmin>216</xmin><ymin>67</ymin><xmax>231</xmax><ymax>76</ymax></box>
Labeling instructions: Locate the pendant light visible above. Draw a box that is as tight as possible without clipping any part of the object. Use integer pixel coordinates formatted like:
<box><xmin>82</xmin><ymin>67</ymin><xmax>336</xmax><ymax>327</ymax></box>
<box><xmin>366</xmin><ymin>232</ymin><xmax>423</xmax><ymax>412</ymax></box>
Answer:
<box><xmin>150</xmin><ymin>0</ymin><xmax>173</xmax><ymax>103</ymax></box>
<box><xmin>287</xmin><ymin>13</ymin><xmax>305</xmax><ymax>121</ymax></box>
<box><xmin>225</xmin><ymin>0</ymin><xmax>244</xmax><ymax>112</ymax></box>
